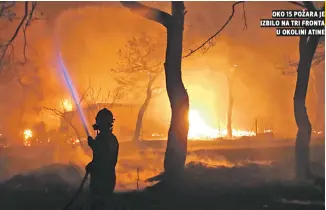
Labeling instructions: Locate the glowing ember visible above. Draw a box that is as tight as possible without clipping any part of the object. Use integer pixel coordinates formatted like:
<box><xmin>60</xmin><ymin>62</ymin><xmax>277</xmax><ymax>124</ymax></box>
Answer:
<box><xmin>62</xmin><ymin>99</ymin><xmax>73</xmax><ymax>112</ymax></box>
<box><xmin>313</xmin><ymin>130</ymin><xmax>324</xmax><ymax>135</ymax></box>
<box><xmin>151</xmin><ymin>133</ymin><xmax>163</xmax><ymax>137</ymax></box>
<box><xmin>188</xmin><ymin>109</ymin><xmax>255</xmax><ymax>140</ymax></box>
<box><xmin>23</xmin><ymin>129</ymin><xmax>32</xmax><ymax>146</ymax></box>
<box><xmin>73</xmin><ymin>139</ymin><xmax>80</xmax><ymax>145</ymax></box>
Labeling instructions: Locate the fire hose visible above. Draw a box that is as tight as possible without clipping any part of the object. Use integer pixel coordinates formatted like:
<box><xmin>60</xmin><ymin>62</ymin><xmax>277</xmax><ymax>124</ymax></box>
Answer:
<box><xmin>55</xmin><ymin>35</ymin><xmax>92</xmax><ymax>210</ymax></box>
<box><xmin>63</xmin><ymin>171</ymin><xmax>89</xmax><ymax>210</ymax></box>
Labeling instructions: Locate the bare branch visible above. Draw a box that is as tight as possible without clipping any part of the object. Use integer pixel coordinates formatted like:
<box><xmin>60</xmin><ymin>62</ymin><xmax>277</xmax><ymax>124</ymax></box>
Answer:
<box><xmin>0</xmin><ymin>2</ymin><xmax>16</xmax><ymax>20</ymax></box>
<box><xmin>42</xmin><ymin>106</ymin><xmax>64</xmax><ymax>116</ymax></box>
<box><xmin>78</xmin><ymin>86</ymin><xmax>91</xmax><ymax>105</ymax></box>
<box><xmin>83</xmin><ymin>78</ymin><xmax>126</xmax><ymax>113</ymax></box>
<box><xmin>0</xmin><ymin>2</ymin><xmax>29</xmax><ymax>67</ymax></box>
<box><xmin>113</xmin><ymin>33</ymin><xmax>163</xmax><ymax>96</ymax></box>
<box><xmin>21</xmin><ymin>2</ymin><xmax>37</xmax><ymax>64</ymax></box>
<box><xmin>0</xmin><ymin>2</ymin><xmax>40</xmax><ymax>70</ymax></box>
<box><xmin>242</xmin><ymin>2</ymin><xmax>247</xmax><ymax>30</ymax></box>
<box><xmin>42</xmin><ymin>105</ymin><xmax>83</xmax><ymax>146</ymax></box>
<box><xmin>120</xmin><ymin>1</ymin><xmax>172</xmax><ymax>27</ymax></box>
<box><xmin>1</xmin><ymin>2</ymin><xmax>29</xmax><ymax>46</ymax></box>
<box><xmin>183</xmin><ymin>1</ymin><xmax>245</xmax><ymax>58</ymax></box>
<box><xmin>22</xmin><ymin>26</ymin><xmax>28</xmax><ymax>64</ymax></box>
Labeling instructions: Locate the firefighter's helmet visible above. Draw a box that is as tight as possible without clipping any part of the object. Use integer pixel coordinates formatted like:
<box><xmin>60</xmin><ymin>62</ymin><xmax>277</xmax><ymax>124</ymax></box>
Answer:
<box><xmin>96</xmin><ymin>108</ymin><xmax>115</xmax><ymax>123</ymax></box>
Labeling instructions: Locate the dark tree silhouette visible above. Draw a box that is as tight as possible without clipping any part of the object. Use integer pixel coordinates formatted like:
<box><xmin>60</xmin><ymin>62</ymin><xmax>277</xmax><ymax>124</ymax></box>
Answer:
<box><xmin>131</xmin><ymin>72</ymin><xmax>161</xmax><ymax>142</ymax></box>
<box><xmin>278</xmin><ymin>1</ymin><xmax>325</xmax><ymax>180</ymax></box>
<box><xmin>291</xmin><ymin>2</ymin><xmax>324</xmax><ymax>180</ymax></box>
<box><xmin>121</xmin><ymin>1</ymin><xmax>189</xmax><ymax>185</ymax></box>
<box><xmin>112</xmin><ymin>33</ymin><xmax>163</xmax><ymax>142</ymax></box>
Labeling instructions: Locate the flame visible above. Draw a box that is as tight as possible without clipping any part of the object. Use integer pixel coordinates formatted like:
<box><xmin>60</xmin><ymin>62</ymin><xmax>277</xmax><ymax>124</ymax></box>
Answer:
<box><xmin>188</xmin><ymin>109</ymin><xmax>255</xmax><ymax>140</ymax></box>
<box><xmin>62</xmin><ymin>99</ymin><xmax>73</xmax><ymax>112</ymax></box>
<box><xmin>149</xmin><ymin>109</ymin><xmax>259</xmax><ymax>140</ymax></box>
<box><xmin>23</xmin><ymin>129</ymin><xmax>32</xmax><ymax>146</ymax></box>
<box><xmin>188</xmin><ymin>109</ymin><xmax>219</xmax><ymax>140</ymax></box>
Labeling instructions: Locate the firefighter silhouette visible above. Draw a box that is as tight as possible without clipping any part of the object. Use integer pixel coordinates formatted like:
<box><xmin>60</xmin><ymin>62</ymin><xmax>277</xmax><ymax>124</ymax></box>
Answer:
<box><xmin>86</xmin><ymin>108</ymin><xmax>119</xmax><ymax>210</ymax></box>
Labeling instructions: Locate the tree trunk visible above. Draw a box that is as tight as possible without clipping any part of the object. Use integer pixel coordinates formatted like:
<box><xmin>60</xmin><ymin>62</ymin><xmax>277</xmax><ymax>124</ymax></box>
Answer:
<box><xmin>132</xmin><ymin>77</ymin><xmax>154</xmax><ymax>142</ymax></box>
<box><xmin>226</xmin><ymin>75</ymin><xmax>234</xmax><ymax>138</ymax></box>
<box><xmin>132</xmin><ymin>97</ymin><xmax>151</xmax><ymax>142</ymax></box>
<box><xmin>120</xmin><ymin>1</ymin><xmax>189</xmax><ymax>187</ymax></box>
<box><xmin>18</xmin><ymin>89</ymin><xmax>26</xmax><ymax>144</ymax></box>
<box><xmin>163</xmin><ymin>2</ymin><xmax>189</xmax><ymax>184</ymax></box>
<box><xmin>294</xmin><ymin>35</ymin><xmax>320</xmax><ymax>180</ymax></box>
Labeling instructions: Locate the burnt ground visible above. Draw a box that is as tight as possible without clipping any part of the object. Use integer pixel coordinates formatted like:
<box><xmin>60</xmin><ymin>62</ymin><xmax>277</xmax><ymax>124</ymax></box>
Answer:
<box><xmin>0</xmin><ymin>138</ymin><xmax>324</xmax><ymax>210</ymax></box>
<box><xmin>0</xmin><ymin>168</ymin><xmax>324</xmax><ymax>210</ymax></box>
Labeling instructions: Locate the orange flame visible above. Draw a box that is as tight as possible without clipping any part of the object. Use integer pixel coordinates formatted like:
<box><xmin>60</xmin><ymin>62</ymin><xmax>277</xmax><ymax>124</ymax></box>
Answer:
<box><xmin>23</xmin><ymin>129</ymin><xmax>32</xmax><ymax>146</ymax></box>
<box><xmin>62</xmin><ymin>99</ymin><xmax>73</xmax><ymax>112</ymax></box>
<box><xmin>188</xmin><ymin>109</ymin><xmax>255</xmax><ymax>140</ymax></box>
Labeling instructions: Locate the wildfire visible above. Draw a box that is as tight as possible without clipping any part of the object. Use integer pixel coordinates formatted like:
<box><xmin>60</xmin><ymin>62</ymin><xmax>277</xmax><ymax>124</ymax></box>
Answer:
<box><xmin>188</xmin><ymin>109</ymin><xmax>255</xmax><ymax>140</ymax></box>
<box><xmin>62</xmin><ymin>99</ymin><xmax>73</xmax><ymax>112</ymax></box>
<box><xmin>23</xmin><ymin>129</ymin><xmax>32</xmax><ymax>146</ymax></box>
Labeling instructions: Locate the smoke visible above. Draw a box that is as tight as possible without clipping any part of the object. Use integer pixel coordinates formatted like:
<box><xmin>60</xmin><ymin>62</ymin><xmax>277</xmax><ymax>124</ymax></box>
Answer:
<box><xmin>1</xmin><ymin>2</ymin><xmax>322</xmax><ymax>138</ymax></box>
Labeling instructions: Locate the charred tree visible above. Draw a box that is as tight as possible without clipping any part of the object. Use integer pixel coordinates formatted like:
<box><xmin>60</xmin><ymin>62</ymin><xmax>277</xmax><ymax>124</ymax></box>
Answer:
<box><xmin>132</xmin><ymin>73</ymin><xmax>159</xmax><ymax>142</ymax></box>
<box><xmin>121</xmin><ymin>2</ymin><xmax>189</xmax><ymax>184</ymax></box>
<box><xmin>163</xmin><ymin>2</ymin><xmax>189</xmax><ymax>183</ymax></box>
<box><xmin>293</xmin><ymin>2</ymin><xmax>324</xmax><ymax>180</ymax></box>
<box><xmin>294</xmin><ymin>35</ymin><xmax>321</xmax><ymax>180</ymax></box>
<box><xmin>113</xmin><ymin>33</ymin><xmax>163</xmax><ymax>142</ymax></box>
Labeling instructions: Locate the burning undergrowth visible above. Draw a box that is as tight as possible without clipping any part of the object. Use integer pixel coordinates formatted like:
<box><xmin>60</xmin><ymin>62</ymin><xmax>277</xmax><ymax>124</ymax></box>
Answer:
<box><xmin>0</xmin><ymin>142</ymin><xmax>324</xmax><ymax>210</ymax></box>
<box><xmin>1</xmin><ymin>143</ymin><xmax>318</xmax><ymax>192</ymax></box>
<box><xmin>115</xmin><ymin>152</ymin><xmax>293</xmax><ymax>191</ymax></box>
<box><xmin>0</xmin><ymin>140</ymin><xmax>324</xmax><ymax>193</ymax></box>
<box><xmin>0</xmin><ymin>160</ymin><xmax>289</xmax><ymax>192</ymax></box>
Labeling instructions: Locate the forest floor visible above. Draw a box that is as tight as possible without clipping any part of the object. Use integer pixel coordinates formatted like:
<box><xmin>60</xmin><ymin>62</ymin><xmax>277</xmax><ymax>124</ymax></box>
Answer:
<box><xmin>0</xmin><ymin>165</ymin><xmax>324</xmax><ymax>210</ymax></box>
<box><xmin>0</xmin><ymin>137</ymin><xmax>324</xmax><ymax>210</ymax></box>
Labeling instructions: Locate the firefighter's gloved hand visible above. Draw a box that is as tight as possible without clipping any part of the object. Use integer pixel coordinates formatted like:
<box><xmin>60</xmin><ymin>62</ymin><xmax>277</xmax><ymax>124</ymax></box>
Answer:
<box><xmin>86</xmin><ymin>162</ymin><xmax>93</xmax><ymax>173</ymax></box>
<box><xmin>87</xmin><ymin>136</ymin><xmax>94</xmax><ymax>146</ymax></box>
